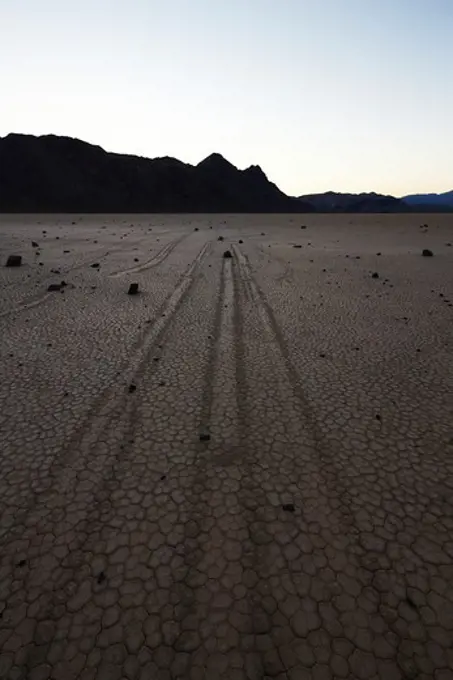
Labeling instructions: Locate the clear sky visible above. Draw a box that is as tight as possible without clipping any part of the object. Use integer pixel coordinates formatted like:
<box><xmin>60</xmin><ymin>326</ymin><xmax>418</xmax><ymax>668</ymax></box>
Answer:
<box><xmin>1</xmin><ymin>0</ymin><xmax>452</xmax><ymax>197</ymax></box>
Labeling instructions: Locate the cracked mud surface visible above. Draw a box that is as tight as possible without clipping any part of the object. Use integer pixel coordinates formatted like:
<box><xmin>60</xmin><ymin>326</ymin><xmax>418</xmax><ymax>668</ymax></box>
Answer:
<box><xmin>0</xmin><ymin>213</ymin><xmax>452</xmax><ymax>679</ymax></box>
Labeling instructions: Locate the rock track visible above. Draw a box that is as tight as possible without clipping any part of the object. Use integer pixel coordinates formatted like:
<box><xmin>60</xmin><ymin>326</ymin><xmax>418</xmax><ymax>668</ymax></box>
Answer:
<box><xmin>0</xmin><ymin>215</ymin><xmax>452</xmax><ymax>680</ymax></box>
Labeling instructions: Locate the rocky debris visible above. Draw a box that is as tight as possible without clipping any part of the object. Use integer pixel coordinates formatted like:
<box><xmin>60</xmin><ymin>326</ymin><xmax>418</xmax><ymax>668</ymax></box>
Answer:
<box><xmin>128</xmin><ymin>384</ymin><xmax>137</xmax><ymax>393</ymax></box>
<box><xmin>239</xmin><ymin>239</ymin><xmax>243</xmax><ymax>244</ymax></box>
<box><xmin>217</xmin><ymin>235</ymin><xmax>224</xmax><ymax>241</ymax></box>
<box><xmin>372</xmin><ymin>272</ymin><xmax>379</xmax><ymax>279</ymax></box>
<box><xmin>47</xmin><ymin>283</ymin><xmax>64</xmax><ymax>292</ymax></box>
<box><xmin>194</xmin><ymin>227</ymin><xmax>199</xmax><ymax>231</ymax></box>
<box><xmin>5</xmin><ymin>255</ymin><xmax>22</xmax><ymax>267</ymax></box>
<box><xmin>376</xmin><ymin>252</ymin><xmax>381</xmax><ymax>256</ymax></box>
<box><xmin>63</xmin><ymin>250</ymin><xmax>70</xmax><ymax>253</ymax></box>
<box><xmin>422</xmin><ymin>249</ymin><xmax>433</xmax><ymax>257</ymax></box>
<box><xmin>223</xmin><ymin>250</ymin><xmax>232</xmax><ymax>259</ymax></box>
<box><xmin>50</xmin><ymin>269</ymin><xmax>60</xmax><ymax>274</ymax></box>
<box><xmin>91</xmin><ymin>263</ymin><xmax>100</xmax><ymax>268</ymax></box>
<box><xmin>293</xmin><ymin>244</ymin><xmax>302</xmax><ymax>248</ymax></box>
<box><xmin>134</xmin><ymin>258</ymin><xmax>139</xmax><ymax>262</ymax></box>
<box><xmin>32</xmin><ymin>241</ymin><xmax>39</xmax><ymax>248</ymax></box>
<box><xmin>97</xmin><ymin>571</ymin><xmax>106</xmax><ymax>584</ymax></box>
<box><xmin>199</xmin><ymin>432</ymin><xmax>210</xmax><ymax>442</ymax></box>
<box><xmin>128</xmin><ymin>283</ymin><xmax>139</xmax><ymax>295</ymax></box>
<box><xmin>282</xmin><ymin>503</ymin><xmax>295</xmax><ymax>513</ymax></box>
<box><xmin>300</xmin><ymin>225</ymin><xmax>307</xmax><ymax>229</ymax></box>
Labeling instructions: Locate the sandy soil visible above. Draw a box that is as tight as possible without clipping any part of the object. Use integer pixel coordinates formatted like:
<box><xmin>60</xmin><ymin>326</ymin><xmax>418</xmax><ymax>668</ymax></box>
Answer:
<box><xmin>0</xmin><ymin>213</ymin><xmax>452</xmax><ymax>679</ymax></box>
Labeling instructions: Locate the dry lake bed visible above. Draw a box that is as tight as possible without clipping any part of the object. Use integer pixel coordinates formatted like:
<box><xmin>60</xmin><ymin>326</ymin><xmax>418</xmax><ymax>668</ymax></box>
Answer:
<box><xmin>0</xmin><ymin>213</ymin><xmax>452</xmax><ymax>680</ymax></box>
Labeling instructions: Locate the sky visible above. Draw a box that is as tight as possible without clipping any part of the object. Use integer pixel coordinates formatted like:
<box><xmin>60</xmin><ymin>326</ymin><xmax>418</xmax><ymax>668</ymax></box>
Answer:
<box><xmin>1</xmin><ymin>0</ymin><xmax>452</xmax><ymax>197</ymax></box>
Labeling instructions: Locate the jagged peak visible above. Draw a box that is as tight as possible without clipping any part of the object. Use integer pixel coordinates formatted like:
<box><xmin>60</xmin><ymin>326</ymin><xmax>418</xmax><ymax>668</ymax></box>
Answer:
<box><xmin>197</xmin><ymin>153</ymin><xmax>237</xmax><ymax>170</ymax></box>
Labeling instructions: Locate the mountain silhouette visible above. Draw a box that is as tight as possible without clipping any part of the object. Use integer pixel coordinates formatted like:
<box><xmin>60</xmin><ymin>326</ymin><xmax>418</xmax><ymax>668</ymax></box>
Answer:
<box><xmin>0</xmin><ymin>134</ymin><xmax>313</xmax><ymax>213</ymax></box>
<box><xmin>297</xmin><ymin>191</ymin><xmax>409</xmax><ymax>213</ymax></box>
<box><xmin>402</xmin><ymin>190</ymin><xmax>453</xmax><ymax>210</ymax></box>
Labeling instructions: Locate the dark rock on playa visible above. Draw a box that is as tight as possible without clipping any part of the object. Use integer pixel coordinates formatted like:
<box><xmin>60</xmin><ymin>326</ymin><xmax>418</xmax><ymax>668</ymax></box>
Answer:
<box><xmin>32</xmin><ymin>241</ymin><xmax>39</xmax><ymax>248</ymax></box>
<box><xmin>91</xmin><ymin>263</ymin><xmax>100</xmax><ymax>268</ymax></box>
<box><xmin>6</xmin><ymin>255</ymin><xmax>22</xmax><ymax>267</ymax></box>
<box><xmin>422</xmin><ymin>249</ymin><xmax>433</xmax><ymax>257</ymax></box>
<box><xmin>223</xmin><ymin>250</ymin><xmax>232</xmax><ymax>259</ymax></box>
<box><xmin>128</xmin><ymin>283</ymin><xmax>139</xmax><ymax>295</ymax></box>
<box><xmin>47</xmin><ymin>283</ymin><xmax>62</xmax><ymax>292</ymax></box>
<box><xmin>372</xmin><ymin>272</ymin><xmax>379</xmax><ymax>279</ymax></box>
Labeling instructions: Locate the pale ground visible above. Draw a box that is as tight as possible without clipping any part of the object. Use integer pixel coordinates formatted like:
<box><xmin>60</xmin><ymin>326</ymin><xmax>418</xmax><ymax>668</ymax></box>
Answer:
<box><xmin>0</xmin><ymin>213</ymin><xmax>452</xmax><ymax>680</ymax></box>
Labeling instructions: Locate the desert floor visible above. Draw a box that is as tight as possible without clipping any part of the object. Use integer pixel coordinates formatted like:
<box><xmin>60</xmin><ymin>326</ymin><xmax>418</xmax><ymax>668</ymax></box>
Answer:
<box><xmin>0</xmin><ymin>213</ymin><xmax>452</xmax><ymax>680</ymax></box>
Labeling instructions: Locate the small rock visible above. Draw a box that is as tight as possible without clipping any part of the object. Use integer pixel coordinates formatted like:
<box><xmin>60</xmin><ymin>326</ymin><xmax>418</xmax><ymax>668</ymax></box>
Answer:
<box><xmin>282</xmin><ymin>503</ymin><xmax>295</xmax><ymax>513</ymax></box>
<box><xmin>300</xmin><ymin>225</ymin><xmax>307</xmax><ymax>229</ymax></box>
<box><xmin>63</xmin><ymin>250</ymin><xmax>70</xmax><ymax>253</ymax></box>
<box><xmin>32</xmin><ymin>241</ymin><xmax>39</xmax><ymax>248</ymax></box>
<box><xmin>50</xmin><ymin>269</ymin><xmax>60</xmax><ymax>274</ymax></box>
<box><xmin>223</xmin><ymin>250</ymin><xmax>232</xmax><ymax>259</ymax></box>
<box><xmin>239</xmin><ymin>239</ymin><xmax>243</xmax><ymax>244</ymax></box>
<box><xmin>376</xmin><ymin>252</ymin><xmax>381</xmax><ymax>256</ymax></box>
<box><xmin>371</xmin><ymin>272</ymin><xmax>379</xmax><ymax>279</ymax></box>
<box><xmin>16</xmin><ymin>559</ymin><xmax>27</xmax><ymax>567</ymax></box>
<box><xmin>91</xmin><ymin>263</ymin><xmax>100</xmax><ymax>268</ymax></box>
<box><xmin>194</xmin><ymin>227</ymin><xmax>199</xmax><ymax>231</ymax></box>
<box><xmin>5</xmin><ymin>255</ymin><xmax>22</xmax><ymax>267</ymax></box>
<box><xmin>128</xmin><ymin>283</ymin><xmax>139</xmax><ymax>295</ymax></box>
<box><xmin>199</xmin><ymin>432</ymin><xmax>210</xmax><ymax>442</ymax></box>
<box><xmin>128</xmin><ymin>384</ymin><xmax>137</xmax><ymax>393</ymax></box>
<box><xmin>47</xmin><ymin>283</ymin><xmax>62</xmax><ymax>292</ymax></box>
<box><xmin>218</xmin><ymin>235</ymin><xmax>224</xmax><ymax>241</ymax></box>
<box><xmin>422</xmin><ymin>249</ymin><xmax>433</xmax><ymax>257</ymax></box>
<box><xmin>293</xmin><ymin>244</ymin><xmax>302</xmax><ymax>249</ymax></box>
<box><xmin>97</xmin><ymin>571</ymin><xmax>106</xmax><ymax>584</ymax></box>
<box><xmin>134</xmin><ymin>258</ymin><xmax>139</xmax><ymax>262</ymax></box>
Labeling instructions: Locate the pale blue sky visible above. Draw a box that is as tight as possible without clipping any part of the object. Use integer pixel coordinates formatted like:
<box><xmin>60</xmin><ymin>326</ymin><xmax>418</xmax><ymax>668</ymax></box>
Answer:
<box><xmin>1</xmin><ymin>0</ymin><xmax>452</xmax><ymax>196</ymax></box>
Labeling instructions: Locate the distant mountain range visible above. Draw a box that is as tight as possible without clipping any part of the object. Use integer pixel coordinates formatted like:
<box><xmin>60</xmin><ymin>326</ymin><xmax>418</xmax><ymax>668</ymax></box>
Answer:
<box><xmin>0</xmin><ymin>133</ymin><xmax>451</xmax><ymax>213</ymax></box>
<box><xmin>296</xmin><ymin>191</ymin><xmax>408</xmax><ymax>213</ymax></box>
<box><xmin>402</xmin><ymin>190</ymin><xmax>453</xmax><ymax>209</ymax></box>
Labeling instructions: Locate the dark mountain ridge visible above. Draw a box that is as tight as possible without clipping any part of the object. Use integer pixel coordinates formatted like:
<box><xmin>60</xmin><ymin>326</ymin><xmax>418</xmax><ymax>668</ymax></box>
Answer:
<box><xmin>1</xmin><ymin>133</ymin><xmax>451</xmax><ymax>213</ymax></box>
<box><xmin>297</xmin><ymin>191</ymin><xmax>409</xmax><ymax>213</ymax></box>
<box><xmin>0</xmin><ymin>134</ymin><xmax>312</xmax><ymax>213</ymax></box>
<box><xmin>402</xmin><ymin>190</ymin><xmax>453</xmax><ymax>209</ymax></box>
